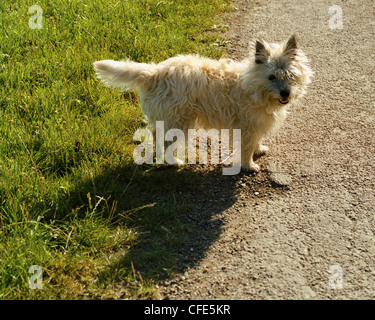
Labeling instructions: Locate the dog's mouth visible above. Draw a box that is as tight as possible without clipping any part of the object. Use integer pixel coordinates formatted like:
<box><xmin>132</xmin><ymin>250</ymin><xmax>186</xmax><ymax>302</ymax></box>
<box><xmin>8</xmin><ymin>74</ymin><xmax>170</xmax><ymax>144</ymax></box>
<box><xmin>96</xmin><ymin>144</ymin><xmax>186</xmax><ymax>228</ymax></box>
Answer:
<box><xmin>279</xmin><ymin>98</ymin><xmax>289</xmax><ymax>104</ymax></box>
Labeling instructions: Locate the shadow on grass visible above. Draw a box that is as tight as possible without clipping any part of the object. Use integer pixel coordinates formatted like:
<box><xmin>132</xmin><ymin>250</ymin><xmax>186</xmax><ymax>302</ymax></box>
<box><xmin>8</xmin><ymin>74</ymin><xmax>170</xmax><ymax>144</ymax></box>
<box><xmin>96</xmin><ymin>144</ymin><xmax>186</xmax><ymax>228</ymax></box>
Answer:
<box><xmin>110</xmin><ymin>164</ymin><xmax>242</xmax><ymax>279</ymax></box>
<box><xmin>55</xmin><ymin>157</ymin><xmax>283</xmax><ymax>297</ymax></box>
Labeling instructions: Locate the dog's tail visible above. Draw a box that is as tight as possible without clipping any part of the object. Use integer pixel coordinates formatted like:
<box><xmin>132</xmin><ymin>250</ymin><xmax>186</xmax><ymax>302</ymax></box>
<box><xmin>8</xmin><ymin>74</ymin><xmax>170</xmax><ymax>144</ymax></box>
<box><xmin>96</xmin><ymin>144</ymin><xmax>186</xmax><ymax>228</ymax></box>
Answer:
<box><xmin>93</xmin><ymin>60</ymin><xmax>157</xmax><ymax>92</ymax></box>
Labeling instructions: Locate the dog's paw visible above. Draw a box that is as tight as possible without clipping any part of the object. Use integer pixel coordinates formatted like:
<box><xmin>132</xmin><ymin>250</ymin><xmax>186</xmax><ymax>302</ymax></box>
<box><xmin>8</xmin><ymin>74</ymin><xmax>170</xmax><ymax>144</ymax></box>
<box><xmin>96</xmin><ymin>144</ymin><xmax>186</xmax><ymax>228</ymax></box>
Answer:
<box><xmin>249</xmin><ymin>163</ymin><xmax>260</xmax><ymax>172</ymax></box>
<box><xmin>242</xmin><ymin>162</ymin><xmax>260</xmax><ymax>173</ymax></box>
<box><xmin>255</xmin><ymin>144</ymin><xmax>269</xmax><ymax>155</ymax></box>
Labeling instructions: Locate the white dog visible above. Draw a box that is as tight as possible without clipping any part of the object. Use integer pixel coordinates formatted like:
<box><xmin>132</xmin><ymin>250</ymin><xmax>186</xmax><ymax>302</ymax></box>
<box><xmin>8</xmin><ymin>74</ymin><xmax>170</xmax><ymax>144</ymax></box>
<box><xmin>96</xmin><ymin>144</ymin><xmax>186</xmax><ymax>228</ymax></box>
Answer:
<box><xmin>94</xmin><ymin>35</ymin><xmax>312</xmax><ymax>171</ymax></box>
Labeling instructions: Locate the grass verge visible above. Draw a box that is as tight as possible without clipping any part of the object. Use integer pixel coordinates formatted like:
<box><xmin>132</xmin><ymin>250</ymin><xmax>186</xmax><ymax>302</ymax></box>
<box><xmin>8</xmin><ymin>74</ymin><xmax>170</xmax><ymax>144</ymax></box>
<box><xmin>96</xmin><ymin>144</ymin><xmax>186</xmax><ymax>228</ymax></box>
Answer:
<box><xmin>0</xmin><ymin>0</ymin><xmax>231</xmax><ymax>299</ymax></box>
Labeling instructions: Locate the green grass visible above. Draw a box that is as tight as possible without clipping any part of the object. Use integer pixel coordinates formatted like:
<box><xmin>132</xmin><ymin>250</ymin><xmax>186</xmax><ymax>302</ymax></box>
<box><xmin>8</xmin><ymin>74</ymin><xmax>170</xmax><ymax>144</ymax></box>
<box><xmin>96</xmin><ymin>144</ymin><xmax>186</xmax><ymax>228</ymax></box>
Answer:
<box><xmin>0</xmin><ymin>0</ymin><xmax>231</xmax><ymax>299</ymax></box>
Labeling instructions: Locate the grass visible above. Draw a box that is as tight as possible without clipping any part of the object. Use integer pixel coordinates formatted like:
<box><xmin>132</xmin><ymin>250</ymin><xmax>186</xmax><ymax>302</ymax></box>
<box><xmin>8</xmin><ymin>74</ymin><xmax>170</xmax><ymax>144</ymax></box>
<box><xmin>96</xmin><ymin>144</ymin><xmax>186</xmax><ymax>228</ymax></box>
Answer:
<box><xmin>0</xmin><ymin>0</ymin><xmax>231</xmax><ymax>299</ymax></box>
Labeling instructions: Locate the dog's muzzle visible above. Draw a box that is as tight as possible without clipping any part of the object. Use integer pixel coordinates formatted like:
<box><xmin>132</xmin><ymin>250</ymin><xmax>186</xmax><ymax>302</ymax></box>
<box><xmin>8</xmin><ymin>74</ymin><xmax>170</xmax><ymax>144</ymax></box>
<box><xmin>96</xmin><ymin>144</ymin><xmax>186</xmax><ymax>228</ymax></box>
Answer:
<box><xmin>279</xmin><ymin>90</ymin><xmax>290</xmax><ymax>104</ymax></box>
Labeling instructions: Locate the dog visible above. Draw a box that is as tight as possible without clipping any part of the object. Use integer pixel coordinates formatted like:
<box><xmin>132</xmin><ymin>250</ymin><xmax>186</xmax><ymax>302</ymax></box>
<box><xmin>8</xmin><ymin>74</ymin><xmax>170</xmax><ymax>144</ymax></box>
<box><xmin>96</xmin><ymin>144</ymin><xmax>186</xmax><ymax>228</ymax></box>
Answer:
<box><xmin>94</xmin><ymin>34</ymin><xmax>312</xmax><ymax>172</ymax></box>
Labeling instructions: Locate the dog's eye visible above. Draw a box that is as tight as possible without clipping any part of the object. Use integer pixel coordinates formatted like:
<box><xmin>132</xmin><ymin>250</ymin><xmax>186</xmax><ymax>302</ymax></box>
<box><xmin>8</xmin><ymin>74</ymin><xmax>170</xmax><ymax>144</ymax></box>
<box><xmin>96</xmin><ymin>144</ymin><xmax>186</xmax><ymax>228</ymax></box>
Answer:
<box><xmin>268</xmin><ymin>75</ymin><xmax>276</xmax><ymax>81</ymax></box>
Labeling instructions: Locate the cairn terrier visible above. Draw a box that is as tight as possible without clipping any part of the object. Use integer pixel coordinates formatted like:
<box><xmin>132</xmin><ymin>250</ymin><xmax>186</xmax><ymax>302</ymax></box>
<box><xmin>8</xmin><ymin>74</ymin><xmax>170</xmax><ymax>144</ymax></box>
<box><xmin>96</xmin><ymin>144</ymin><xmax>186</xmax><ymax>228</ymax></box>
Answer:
<box><xmin>94</xmin><ymin>34</ymin><xmax>312</xmax><ymax>172</ymax></box>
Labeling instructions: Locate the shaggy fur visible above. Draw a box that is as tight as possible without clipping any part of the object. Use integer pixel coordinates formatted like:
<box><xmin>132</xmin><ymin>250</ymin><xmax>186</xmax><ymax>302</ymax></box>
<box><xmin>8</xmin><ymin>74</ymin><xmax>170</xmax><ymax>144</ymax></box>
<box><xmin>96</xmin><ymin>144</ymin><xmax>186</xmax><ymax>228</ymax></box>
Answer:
<box><xmin>94</xmin><ymin>34</ymin><xmax>312</xmax><ymax>171</ymax></box>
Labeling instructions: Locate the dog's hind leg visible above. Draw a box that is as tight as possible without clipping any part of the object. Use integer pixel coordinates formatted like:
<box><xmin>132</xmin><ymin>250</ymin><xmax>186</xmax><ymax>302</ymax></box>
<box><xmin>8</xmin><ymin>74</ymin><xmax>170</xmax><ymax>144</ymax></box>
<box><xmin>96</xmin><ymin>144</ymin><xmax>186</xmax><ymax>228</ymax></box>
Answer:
<box><xmin>149</xmin><ymin>118</ymin><xmax>186</xmax><ymax>167</ymax></box>
<box><xmin>164</xmin><ymin>117</ymin><xmax>195</xmax><ymax>167</ymax></box>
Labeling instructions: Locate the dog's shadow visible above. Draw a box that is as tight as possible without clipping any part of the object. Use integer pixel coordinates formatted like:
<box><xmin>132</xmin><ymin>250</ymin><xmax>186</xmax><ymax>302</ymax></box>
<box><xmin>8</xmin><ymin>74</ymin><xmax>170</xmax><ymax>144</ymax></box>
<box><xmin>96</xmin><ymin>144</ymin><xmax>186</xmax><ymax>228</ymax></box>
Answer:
<box><xmin>59</xmin><ymin>158</ymin><xmax>284</xmax><ymax>296</ymax></box>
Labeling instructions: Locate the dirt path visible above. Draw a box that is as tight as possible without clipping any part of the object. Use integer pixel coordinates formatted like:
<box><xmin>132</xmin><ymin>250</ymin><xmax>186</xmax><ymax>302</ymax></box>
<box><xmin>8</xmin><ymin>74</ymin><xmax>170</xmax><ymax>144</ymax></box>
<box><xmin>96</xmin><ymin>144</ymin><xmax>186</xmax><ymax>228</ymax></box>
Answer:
<box><xmin>159</xmin><ymin>0</ymin><xmax>375</xmax><ymax>299</ymax></box>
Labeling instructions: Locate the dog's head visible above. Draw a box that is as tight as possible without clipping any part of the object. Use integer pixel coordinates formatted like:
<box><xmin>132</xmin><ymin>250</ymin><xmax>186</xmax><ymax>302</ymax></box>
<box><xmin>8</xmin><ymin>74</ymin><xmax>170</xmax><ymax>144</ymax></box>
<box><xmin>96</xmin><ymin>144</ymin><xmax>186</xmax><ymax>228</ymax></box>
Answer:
<box><xmin>243</xmin><ymin>35</ymin><xmax>313</xmax><ymax>111</ymax></box>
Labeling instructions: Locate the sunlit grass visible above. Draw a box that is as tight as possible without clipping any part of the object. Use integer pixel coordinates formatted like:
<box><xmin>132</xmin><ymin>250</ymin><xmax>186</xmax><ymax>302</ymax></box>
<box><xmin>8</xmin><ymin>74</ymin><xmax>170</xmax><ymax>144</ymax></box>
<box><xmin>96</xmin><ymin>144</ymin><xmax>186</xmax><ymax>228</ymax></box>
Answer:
<box><xmin>0</xmin><ymin>0</ymin><xmax>231</xmax><ymax>299</ymax></box>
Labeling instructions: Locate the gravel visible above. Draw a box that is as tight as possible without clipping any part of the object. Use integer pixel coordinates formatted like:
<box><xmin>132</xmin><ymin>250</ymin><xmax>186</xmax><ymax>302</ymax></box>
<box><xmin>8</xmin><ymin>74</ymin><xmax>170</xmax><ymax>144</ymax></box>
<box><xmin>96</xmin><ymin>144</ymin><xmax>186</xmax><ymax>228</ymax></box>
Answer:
<box><xmin>159</xmin><ymin>0</ymin><xmax>375</xmax><ymax>300</ymax></box>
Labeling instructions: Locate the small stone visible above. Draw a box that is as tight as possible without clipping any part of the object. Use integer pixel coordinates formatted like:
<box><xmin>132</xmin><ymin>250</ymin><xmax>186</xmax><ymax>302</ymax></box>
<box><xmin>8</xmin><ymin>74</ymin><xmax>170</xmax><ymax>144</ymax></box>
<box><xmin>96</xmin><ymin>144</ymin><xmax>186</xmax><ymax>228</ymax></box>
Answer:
<box><xmin>270</xmin><ymin>173</ymin><xmax>292</xmax><ymax>186</ymax></box>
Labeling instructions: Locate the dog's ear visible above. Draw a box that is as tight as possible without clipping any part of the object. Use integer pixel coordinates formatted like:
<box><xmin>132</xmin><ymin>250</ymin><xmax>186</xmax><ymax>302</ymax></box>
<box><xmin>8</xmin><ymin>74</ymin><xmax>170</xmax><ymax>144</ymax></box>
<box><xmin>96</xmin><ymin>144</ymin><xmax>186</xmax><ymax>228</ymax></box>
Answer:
<box><xmin>255</xmin><ymin>40</ymin><xmax>270</xmax><ymax>64</ymax></box>
<box><xmin>284</xmin><ymin>34</ymin><xmax>299</xmax><ymax>53</ymax></box>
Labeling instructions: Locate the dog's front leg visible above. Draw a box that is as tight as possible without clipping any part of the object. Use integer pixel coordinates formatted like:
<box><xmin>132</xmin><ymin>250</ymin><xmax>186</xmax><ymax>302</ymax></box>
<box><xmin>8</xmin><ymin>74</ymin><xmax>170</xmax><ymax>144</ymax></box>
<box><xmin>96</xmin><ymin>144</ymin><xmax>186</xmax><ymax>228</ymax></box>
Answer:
<box><xmin>240</xmin><ymin>131</ymin><xmax>261</xmax><ymax>172</ymax></box>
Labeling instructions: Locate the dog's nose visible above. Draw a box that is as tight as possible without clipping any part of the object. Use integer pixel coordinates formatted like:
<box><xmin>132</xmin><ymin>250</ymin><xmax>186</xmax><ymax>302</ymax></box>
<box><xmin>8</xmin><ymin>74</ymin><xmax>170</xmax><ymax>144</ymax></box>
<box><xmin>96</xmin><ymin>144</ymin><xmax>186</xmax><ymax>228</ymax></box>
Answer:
<box><xmin>280</xmin><ymin>90</ymin><xmax>290</xmax><ymax>98</ymax></box>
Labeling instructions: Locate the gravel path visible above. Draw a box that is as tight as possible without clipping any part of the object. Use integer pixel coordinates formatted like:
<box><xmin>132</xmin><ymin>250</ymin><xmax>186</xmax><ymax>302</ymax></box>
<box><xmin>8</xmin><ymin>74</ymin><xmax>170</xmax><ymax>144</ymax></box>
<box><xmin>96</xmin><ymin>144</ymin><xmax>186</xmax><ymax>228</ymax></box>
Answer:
<box><xmin>159</xmin><ymin>0</ymin><xmax>375</xmax><ymax>299</ymax></box>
